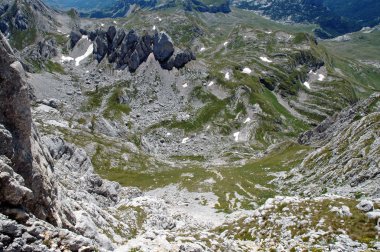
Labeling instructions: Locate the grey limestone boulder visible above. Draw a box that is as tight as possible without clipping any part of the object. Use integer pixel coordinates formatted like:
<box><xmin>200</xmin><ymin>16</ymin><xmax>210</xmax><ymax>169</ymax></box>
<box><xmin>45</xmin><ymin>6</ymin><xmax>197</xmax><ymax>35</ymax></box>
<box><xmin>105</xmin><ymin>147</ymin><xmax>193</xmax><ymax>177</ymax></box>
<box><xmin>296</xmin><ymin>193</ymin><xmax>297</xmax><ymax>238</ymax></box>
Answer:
<box><xmin>153</xmin><ymin>31</ymin><xmax>174</xmax><ymax>62</ymax></box>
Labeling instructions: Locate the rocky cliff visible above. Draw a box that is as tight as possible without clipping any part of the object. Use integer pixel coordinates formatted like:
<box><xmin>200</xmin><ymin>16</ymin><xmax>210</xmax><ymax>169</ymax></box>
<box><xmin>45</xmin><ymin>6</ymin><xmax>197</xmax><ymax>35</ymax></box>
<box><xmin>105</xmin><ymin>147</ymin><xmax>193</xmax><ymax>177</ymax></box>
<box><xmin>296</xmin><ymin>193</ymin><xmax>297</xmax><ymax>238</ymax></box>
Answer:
<box><xmin>0</xmin><ymin>31</ymin><xmax>143</xmax><ymax>251</ymax></box>
<box><xmin>0</xmin><ymin>32</ymin><xmax>59</xmax><ymax>224</ymax></box>
<box><xmin>71</xmin><ymin>27</ymin><xmax>195</xmax><ymax>72</ymax></box>
<box><xmin>284</xmin><ymin>93</ymin><xmax>380</xmax><ymax>197</ymax></box>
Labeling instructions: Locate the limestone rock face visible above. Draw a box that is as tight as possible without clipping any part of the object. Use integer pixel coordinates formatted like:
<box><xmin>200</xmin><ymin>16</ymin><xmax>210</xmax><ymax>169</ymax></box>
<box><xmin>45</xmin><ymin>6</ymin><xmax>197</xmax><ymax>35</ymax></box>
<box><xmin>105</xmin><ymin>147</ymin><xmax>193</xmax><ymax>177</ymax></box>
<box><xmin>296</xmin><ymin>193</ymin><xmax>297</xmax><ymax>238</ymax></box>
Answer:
<box><xmin>285</xmin><ymin>93</ymin><xmax>380</xmax><ymax>197</ymax></box>
<box><xmin>0</xmin><ymin>156</ymin><xmax>33</xmax><ymax>208</ymax></box>
<box><xmin>0</xmin><ymin>32</ymin><xmax>59</xmax><ymax>225</ymax></box>
<box><xmin>74</xmin><ymin>27</ymin><xmax>195</xmax><ymax>72</ymax></box>
<box><xmin>0</xmin><ymin>125</ymin><xmax>13</xmax><ymax>158</ymax></box>
<box><xmin>106</xmin><ymin>25</ymin><xmax>117</xmax><ymax>42</ymax></box>
<box><xmin>0</xmin><ymin>34</ymin><xmax>143</xmax><ymax>249</ymax></box>
<box><xmin>70</xmin><ymin>30</ymin><xmax>82</xmax><ymax>48</ymax></box>
<box><xmin>0</xmin><ymin>33</ymin><xmax>147</xmax><ymax>250</ymax></box>
<box><xmin>153</xmin><ymin>31</ymin><xmax>174</xmax><ymax>62</ymax></box>
<box><xmin>173</xmin><ymin>50</ymin><xmax>196</xmax><ymax>69</ymax></box>
<box><xmin>93</xmin><ymin>33</ymin><xmax>108</xmax><ymax>62</ymax></box>
<box><xmin>14</xmin><ymin>9</ymin><xmax>28</xmax><ymax>30</ymax></box>
<box><xmin>356</xmin><ymin>200</ymin><xmax>374</xmax><ymax>212</ymax></box>
<box><xmin>0</xmin><ymin>20</ymin><xmax>9</xmax><ymax>34</ymax></box>
<box><xmin>24</xmin><ymin>39</ymin><xmax>59</xmax><ymax>63</ymax></box>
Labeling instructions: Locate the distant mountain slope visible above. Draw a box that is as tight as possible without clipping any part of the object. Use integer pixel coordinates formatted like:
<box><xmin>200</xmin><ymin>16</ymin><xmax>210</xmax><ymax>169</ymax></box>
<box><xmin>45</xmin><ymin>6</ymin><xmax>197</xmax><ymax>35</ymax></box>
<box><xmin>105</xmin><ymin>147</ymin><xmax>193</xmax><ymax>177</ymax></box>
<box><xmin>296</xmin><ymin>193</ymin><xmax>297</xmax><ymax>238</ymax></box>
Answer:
<box><xmin>43</xmin><ymin>0</ymin><xmax>118</xmax><ymax>11</ymax></box>
<box><xmin>0</xmin><ymin>0</ymin><xmax>59</xmax><ymax>49</ymax></box>
<box><xmin>42</xmin><ymin>0</ymin><xmax>379</xmax><ymax>37</ymax></box>
<box><xmin>232</xmin><ymin>0</ymin><xmax>380</xmax><ymax>38</ymax></box>
<box><xmin>43</xmin><ymin>0</ymin><xmax>230</xmax><ymax>18</ymax></box>
<box><xmin>324</xmin><ymin>0</ymin><xmax>380</xmax><ymax>23</ymax></box>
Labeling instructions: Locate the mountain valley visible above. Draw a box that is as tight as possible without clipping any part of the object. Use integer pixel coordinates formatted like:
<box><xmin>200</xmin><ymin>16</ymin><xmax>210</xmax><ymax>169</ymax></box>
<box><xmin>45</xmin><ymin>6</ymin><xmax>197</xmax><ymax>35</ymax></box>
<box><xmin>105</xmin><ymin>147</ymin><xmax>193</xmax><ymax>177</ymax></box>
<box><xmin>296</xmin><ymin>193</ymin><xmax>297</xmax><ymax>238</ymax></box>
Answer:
<box><xmin>0</xmin><ymin>0</ymin><xmax>380</xmax><ymax>251</ymax></box>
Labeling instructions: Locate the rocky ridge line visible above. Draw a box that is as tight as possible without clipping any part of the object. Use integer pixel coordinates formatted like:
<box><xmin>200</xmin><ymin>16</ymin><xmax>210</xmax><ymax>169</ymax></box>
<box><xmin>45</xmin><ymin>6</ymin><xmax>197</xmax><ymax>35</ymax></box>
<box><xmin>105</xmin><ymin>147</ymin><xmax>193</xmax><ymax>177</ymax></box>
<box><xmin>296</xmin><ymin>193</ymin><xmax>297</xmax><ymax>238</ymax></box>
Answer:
<box><xmin>70</xmin><ymin>26</ymin><xmax>196</xmax><ymax>72</ymax></box>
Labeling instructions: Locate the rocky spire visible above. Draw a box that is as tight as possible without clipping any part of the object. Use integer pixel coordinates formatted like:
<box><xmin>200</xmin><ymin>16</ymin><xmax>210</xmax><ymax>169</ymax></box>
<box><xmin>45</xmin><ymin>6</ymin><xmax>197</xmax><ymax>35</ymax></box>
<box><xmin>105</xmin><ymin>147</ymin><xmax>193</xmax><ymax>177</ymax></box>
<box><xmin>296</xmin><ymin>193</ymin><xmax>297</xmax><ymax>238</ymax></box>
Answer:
<box><xmin>0</xmin><ymin>32</ymin><xmax>60</xmax><ymax>225</ymax></box>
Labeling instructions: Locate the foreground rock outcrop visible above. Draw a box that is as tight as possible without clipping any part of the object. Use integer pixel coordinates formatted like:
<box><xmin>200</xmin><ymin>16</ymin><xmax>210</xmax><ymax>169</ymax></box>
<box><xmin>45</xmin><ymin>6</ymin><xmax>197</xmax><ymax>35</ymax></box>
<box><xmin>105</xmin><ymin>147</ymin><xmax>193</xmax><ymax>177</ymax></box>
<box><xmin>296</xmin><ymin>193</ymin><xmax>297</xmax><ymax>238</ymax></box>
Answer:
<box><xmin>71</xmin><ymin>27</ymin><xmax>195</xmax><ymax>72</ymax></box>
<box><xmin>0</xmin><ymin>32</ymin><xmax>59</xmax><ymax>225</ymax></box>
<box><xmin>0</xmin><ymin>31</ymin><xmax>142</xmax><ymax>251</ymax></box>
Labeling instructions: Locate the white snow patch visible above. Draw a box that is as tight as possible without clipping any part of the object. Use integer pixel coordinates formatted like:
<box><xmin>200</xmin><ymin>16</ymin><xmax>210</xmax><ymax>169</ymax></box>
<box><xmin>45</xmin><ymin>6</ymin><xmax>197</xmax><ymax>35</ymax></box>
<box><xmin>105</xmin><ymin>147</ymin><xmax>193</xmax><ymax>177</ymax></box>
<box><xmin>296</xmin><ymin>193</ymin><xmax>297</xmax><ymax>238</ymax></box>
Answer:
<box><xmin>225</xmin><ymin>192</ymin><xmax>230</xmax><ymax>202</ymax></box>
<box><xmin>303</xmin><ymin>81</ymin><xmax>311</xmax><ymax>89</ymax></box>
<box><xmin>61</xmin><ymin>55</ymin><xmax>74</xmax><ymax>63</ymax></box>
<box><xmin>57</xmin><ymin>29</ymin><xmax>62</xmax><ymax>33</ymax></box>
<box><xmin>236</xmin><ymin>183</ymin><xmax>256</xmax><ymax>199</ymax></box>
<box><xmin>254</xmin><ymin>184</ymin><xmax>271</xmax><ymax>191</ymax></box>
<box><xmin>318</xmin><ymin>74</ymin><xmax>325</xmax><ymax>81</ymax></box>
<box><xmin>181</xmin><ymin>137</ymin><xmax>190</xmax><ymax>144</ymax></box>
<box><xmin>152</xmin><ymin>25</ymin><xmax>156</xmax><ymax>31</ymax></box>
<box><xmin>113</xmin><ymin>21</ymin><xmax>117</xmax><ymax>24</ymax></box>
<box><xmin>182</xmin><ymin>83</ymin><xmax>188</xmax><ymax>88</ymax></box>
<box><xmin>34</xmin><ymin>104</ymin><xmax>58</xmax><ymax>114</ymax></box>
<box><xmin>223</xmin><ymin>41</ymin><xmax>228</xmax><ymax>46</ymax></box>
<box><xmin>233</xmin><ymin>132</ymin><xmax>240</xmax><ymax>142</ymax></box>
<box><xmin>211</xmin><ymin>170</ymin><xmax>224</xmax><ymax>180</ymax></box>
<box><xmin>206</xmin><ymin>125</ymin><xmax>211</xmax><ymax>130</ymax></box>
<box><xmin>225</xmin><ymin>72</ymin><xmax>230</xmax><ymax>80</ymax></box>
<box><xmin>260</xmin><ymin>56</ymin><xmax>273</xmax><ymax>63</ymax></box>
<box><xmin>243</xmin><ymin>117</ymin><xmax>251</xmax><ymax>124</ymax></box>
<box><xmin>265</xmin><ymin>31</ymin><xmax>272</xmax><ymax>34</ymax></box>
<box><xmin>200</xmin><ymin>47</ymin><xmax>206</xmax><ymax>52</ymax></box>
<box><xmin>362</xmin><ymin>29</ymin><xmax>373</xmax><ymax>34</ymax></box>
<box><xmin>207</xmin><ymin>81</ymin><xmax>214</xmax><ymax>87</ymax></box>
<box><xmin>202</xmin><ymin>178</ymin><xmax>216</xmax><ymax>185</ymax></box>
<box><xmin>367</xmin><ymin>210</ymin><xmax>380</xmax><ymax>219</ymax></box>
<box><xmin>46</xmin><ymin>120</ymin><xmax>69</xmax><ymax>128</ymax></box>
<box><xmin>234</xmin><ymin>191</ymin><xmax>244</xmax><ymax>201</ymax></box>
<box><xmin>181</xmin><ymin>173</ymin><xmax>194</xmax><ymax>178</ymax></box>
<box><xmin>100</xmin><ymin>23</ymin><xmax>104</xmax><ymax>27</ymax></box>
<box><xmin>75</xmin><ymin>43</ymin><xmax>94</xmax><ymax>66</ymax></box>
<box><xmin>361</xmin><ymin>27</ymin><xmax>373</xmax><ymax>34</ymax></box>
<box><xmin>242</xmin><ymin>67</ymin><xmax>252</xmax><ymax>74</ymax></box>
<box><xmin>166</xmin><ymin>132</ymin><xmax>172</xmax><ymax>136</ymax></box>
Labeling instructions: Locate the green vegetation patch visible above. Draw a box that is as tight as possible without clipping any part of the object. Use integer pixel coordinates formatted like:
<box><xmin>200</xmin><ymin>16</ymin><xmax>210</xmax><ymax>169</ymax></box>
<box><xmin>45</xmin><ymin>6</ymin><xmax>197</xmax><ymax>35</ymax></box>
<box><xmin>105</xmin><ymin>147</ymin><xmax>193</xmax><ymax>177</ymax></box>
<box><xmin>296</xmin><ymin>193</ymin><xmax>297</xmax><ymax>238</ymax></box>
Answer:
<box><xmin>94</xmin><ymin>141</ymin><xmax>309</xmax><ymax>213</ymax></box>
<box><xmin>103</xmin><ymin>87</ymin><xmax>131</xmax><ymax>120</ymax></box>
<box><xmin>67</xmin><ymin>9</ymin><xmax>78</xmax><ymax>19</ymax></box>
<box><xmin>10</xmin><ymin>27</ymin><xmax>37</xmax><ymax>50</ymax></box>
<box><xmin>45</xmin><ymin>60</ymin><xmax>65</xmax><ymax>74</ymax></box>
<box><xmin>81</xmin><ymin>85</ymin><xmax>113</xmax><ymax>112</ymax></box>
